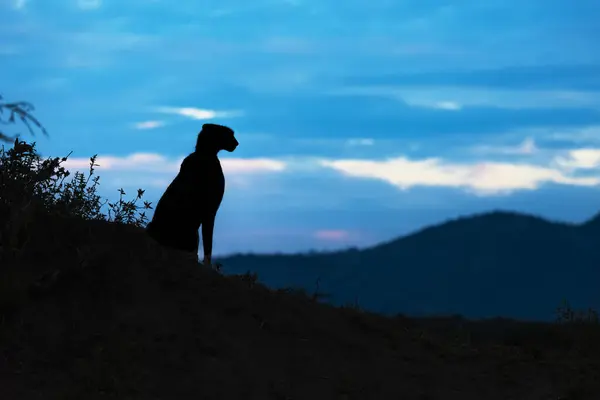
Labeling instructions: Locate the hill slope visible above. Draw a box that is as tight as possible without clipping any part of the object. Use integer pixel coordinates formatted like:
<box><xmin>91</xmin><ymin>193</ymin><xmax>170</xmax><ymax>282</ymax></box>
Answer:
<box><xmin>2</xmin><ymin>214</ymin><xmax>600</xmax><ymax>399</ymax></box>
<box><xmin>218</xmin><ymin>210</ymin><xmax>600</xmax><ymax>320</ymax></box>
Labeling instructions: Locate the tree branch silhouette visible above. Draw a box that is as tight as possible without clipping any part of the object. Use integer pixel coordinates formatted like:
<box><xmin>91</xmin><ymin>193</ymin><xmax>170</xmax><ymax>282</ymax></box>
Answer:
<box><xmin>0</xmin><ymin>94</ymin><xmax>48</xmax><ymax>143</ymax></box>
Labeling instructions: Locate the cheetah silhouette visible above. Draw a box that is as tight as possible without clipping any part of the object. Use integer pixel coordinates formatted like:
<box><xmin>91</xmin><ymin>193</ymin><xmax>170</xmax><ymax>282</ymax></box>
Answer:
<box><xmin>146</xmin><ymin>123</ymin><xmax>238</xmax><ymax>264</ymax></box>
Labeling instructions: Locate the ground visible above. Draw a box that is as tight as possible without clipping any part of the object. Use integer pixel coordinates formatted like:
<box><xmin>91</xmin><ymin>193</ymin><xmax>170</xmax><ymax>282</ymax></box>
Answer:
<box><xmin>1</xmin><ymin>215</ymin><xmax>599</xmax><ymax>400</ymax></box>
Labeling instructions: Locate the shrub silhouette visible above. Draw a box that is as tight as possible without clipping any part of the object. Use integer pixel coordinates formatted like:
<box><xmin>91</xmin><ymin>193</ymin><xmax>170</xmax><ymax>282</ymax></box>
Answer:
<box><xmin>0</xmin><ymin>138</ymin><xmax>152</xmax><ymax>253</ymax></box>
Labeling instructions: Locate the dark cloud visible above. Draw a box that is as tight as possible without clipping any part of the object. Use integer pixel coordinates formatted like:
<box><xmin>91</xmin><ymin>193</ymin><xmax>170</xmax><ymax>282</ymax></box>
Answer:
<box><xmin>229</xmin><ymin>91</ymin><xmax>600</xmax><ymax>140</ymax></box>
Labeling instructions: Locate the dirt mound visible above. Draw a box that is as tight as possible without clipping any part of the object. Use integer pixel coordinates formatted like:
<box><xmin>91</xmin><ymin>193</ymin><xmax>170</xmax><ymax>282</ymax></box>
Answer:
<box><xmin>1</xmin><ymin>216</ymin><xmax>599</xmax><ymax>399</ymax></box>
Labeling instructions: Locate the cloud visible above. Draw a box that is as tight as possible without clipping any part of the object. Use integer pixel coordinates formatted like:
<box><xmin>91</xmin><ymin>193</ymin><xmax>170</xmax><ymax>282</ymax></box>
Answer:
<box><xmin>154</xmin><ymin>106</ymin><xmax>243</xmax><ymax>120</ymax></box>
<box><xmin>77</xmin><ymin>0</ymin><xmax>102</xmax><ymax>10</ymax></box>
<box><xmin>64</xmin><ymin>153</ymin><xmax>178</xmax><ymax>173</ymax></box>
<box><xmin>432</xmin><ymin>101</ymin><xmax>462</xmax><ymax>110</ymax></box>
<box><xmin>29</xmin><ymin>29</ymin><xmax>162</xmax><ymax>70</ymax></box>
<box><xmin>314</xmin><ymin>230</ymin><xmax>350</xmax><ymax>241</ymax></box>
<box><xmin>13</xmin><ymin>0</ymin><xmax>27</xmax><ymax>10</ymax></box>
<box><xmin>554</xmin><ymin>148</ymin><xmax>600</xmax><ymax>170</ymax></box>
<box><xmin>341</xmin><ymin>65</ymin><xmax>600</xmax><ymax>91</ymax></box>
<box><xmin>232</xmin><ymin>90</ymin><xmax>600</xmax><ymax>140</ymax></box>
<box><xmin>472</xmin><ymin>137</ymin><xmax>538</xmax><ymax>155</ymax></box>
<box><xmin>221</xmin><ymin>158</ymin><xmax>286</xmax><ymax>173</ymax></box>
<box><xmin>346</xmin><ymin>138</ymin><xmax>374</xmax><ymax>146</ymax></box>
<box><xmin>99</xmin><ymin>177</ymin><xmax>174</xmax><ymax>189</ymax></box>
<box><xmin>509</xmin><ymin>137</ymin><xmax>538</xmax><ymax>154</ymax></box>
<box><xmin>332</xmin><ymin>85</ymin><xmax>600</xmax><ymax>111</ymax></box>
<box><xmin>549</xmin><ymin>126</ymin><xmax>600</xmax><ymax>145</ymax></box>
<box><xmin>63</xmin><ymin>153</ymin><xmax>286</xmax><ymax>175</ymax></box>
<box><xmin>318</xmin><ymin>156</ymin><xmax>600</xmax><ymax>196</ymax></box>
<box><xmin>132</xmin><ymin>120</ymin><xmax>166</xmax><ymax>130</ymax></box>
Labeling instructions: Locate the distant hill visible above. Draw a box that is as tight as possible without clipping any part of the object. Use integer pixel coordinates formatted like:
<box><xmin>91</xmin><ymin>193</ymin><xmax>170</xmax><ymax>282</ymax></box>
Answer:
<box><xmin>217</xmin><ymin>210</ymin><xmax>600</xmax><ymax>321</ymax></box>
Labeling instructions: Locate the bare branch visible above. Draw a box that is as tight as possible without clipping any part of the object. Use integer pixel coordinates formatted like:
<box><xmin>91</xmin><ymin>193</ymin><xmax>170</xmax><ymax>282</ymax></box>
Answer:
<box><xmin>0</xmin><ymin>94</ymin><xmax>48</xmax><ymax>142</ymax></box>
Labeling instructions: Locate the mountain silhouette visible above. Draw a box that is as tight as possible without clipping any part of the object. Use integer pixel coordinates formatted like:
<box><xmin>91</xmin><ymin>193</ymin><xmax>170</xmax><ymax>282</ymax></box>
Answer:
<box><xmin>218</xmin><ymin>210</ymin><xmax>600</xmax><ymax>321</ymax></box>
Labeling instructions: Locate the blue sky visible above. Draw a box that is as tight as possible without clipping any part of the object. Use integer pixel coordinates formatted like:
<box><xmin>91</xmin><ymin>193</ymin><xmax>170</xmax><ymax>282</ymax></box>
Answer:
<box><xmin>2</xmin><ymin>0</ymin><xmax>600</xmax><ymax>255</ymax></box>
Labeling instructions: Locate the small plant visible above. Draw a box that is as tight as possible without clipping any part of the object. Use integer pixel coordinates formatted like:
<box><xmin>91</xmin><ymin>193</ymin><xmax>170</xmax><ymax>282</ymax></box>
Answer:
<box><xmin>107</xmin><ymin>187</ymin><xmax>153</xmax><ymax>228</ymax></box>
<box><xmin>211</xmin><ymin>262</ymin><xmax>223</xmax><ymax>273</ymax></box>
<box><xmin>554</xmin><ymin>299</ymin><xmax>600</xmax><ymax>356</ymax></box>
<box><xmin>278</xmin><ymin>280</ymin><xmax>331</xmax><ymax>304</ymax></box>
<box><xmin>236</xmin><ymin>271</ymin><xmax>259</xmax><ymax>289</ymax></box>
<box><xmin>555</xmin><ymin>299</ymin><xmax>600</xmax><ymax>325</ymax></box>
<box><xmin>344</xmin><ymin>295</ymin><xmax>362</xmax><ymax>311</ymax></box>
<box><xmin>310</xmin><ymin>277</ymin><xmax>330</xmax><ymax>302</ymax></box>
<box><xmin>279</xmin><ymin>286</ymin><xmax>309</xmax><ymax>297</ymax></box>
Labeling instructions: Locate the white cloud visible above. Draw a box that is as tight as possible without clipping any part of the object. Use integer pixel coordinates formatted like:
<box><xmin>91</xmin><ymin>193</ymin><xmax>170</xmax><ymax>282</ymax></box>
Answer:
<box><xmin>346</xmin><ymin>138</ymin><xmax>375</xmax><ymax>146</ymax></box>
<box><xmin>508</xmin><ymin>137</ymin><xmax>537</xmax><ymax>155</ymax></box>
<box><xmin>56</xmin><ymin>150</ymin><xmax>600</xmax><ymax>197</ymax></box>
<box><xmin>64</xmin><ymin>153</ymin><xmax>178</xmax><ymax>173</ymax></box>
<box><xmin>472</xmin><ymin>137</ymin><xmax>538</xmax><ymax>155</ymax></box>
<box><xmin>63</xmin><ymin>153</ymin><xmax>286</xmax><ymax>176</ymax></box>
<box><xmin>13</xmin><ymin>0</ymin><xmax>27</xmax><ymax>10</ymax></box>
<box><xmin>554</xmin><ymin>148</ymin><xmax>600</xmax><ymax>170</ymax></box>
<box><xmin>319</xmin><ymin>156</ymin><xmax>600</xmax><ymax>196</ymax></box>
<box><xmin>549</xmin><ymin>126</ymin><xmax>600</xmax><ymax>145</ymax></box>
<box><xmin>76</xmin><ymin>0</ymin><xmax>102</xmax><ymax>10</ymax></box>
<box><xmin>221</xmin><ymin>158</ymin><xmax>286</xmax><ymax>173</ymax></box>
<box><xmin>432</xmin><ymin>101</ymin><xmax>462</xmax><ymax>110</ymax></box>
<box><xmin>102</xmin><ymin>177</ymin><xmax>173</xmax><ymax>188</ymax></box>
<box><xmin>380</xmin><ymin>92</ymin><xmax>463</xmax><ymax>110</ymax></box>
<box><xmin>333</xmin><ymin>86</ymin><xmax>600</xmax><ymax>110</ymax></box>
<box><xmin>154</xmin><ymin>106</ymin><xmax>243</xmax><ymax>120</ymax></box>
<box><xmin>132</xmin><ymin>120</ymin><xmax>166</xmax><ymax>130</ymax></box>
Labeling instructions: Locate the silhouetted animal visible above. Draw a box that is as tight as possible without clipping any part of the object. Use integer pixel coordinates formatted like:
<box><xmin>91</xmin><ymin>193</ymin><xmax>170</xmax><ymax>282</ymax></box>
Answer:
<box><xmin>146</xmin><ymin>123</ymin><xmax>238</xmax><ymax>265</ymax></box>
